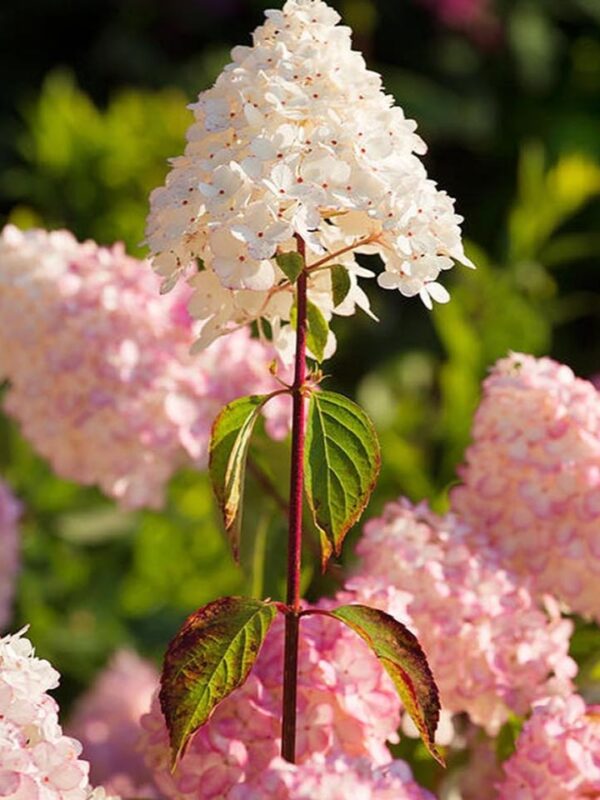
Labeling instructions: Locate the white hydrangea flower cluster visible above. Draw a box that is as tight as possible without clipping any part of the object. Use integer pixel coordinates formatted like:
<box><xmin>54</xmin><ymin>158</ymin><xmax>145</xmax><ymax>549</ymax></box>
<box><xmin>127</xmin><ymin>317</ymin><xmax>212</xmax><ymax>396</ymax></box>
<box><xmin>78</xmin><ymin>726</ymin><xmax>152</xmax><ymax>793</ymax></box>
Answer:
<box><xmin>0</xmin><ymin>629</ymin><xmax>119</xmax><ymax>800</ymax></box>
<box><xmin>146</xmin><ymin>0</ymin><xmax>472</xmax><ymax>357</ymax></box>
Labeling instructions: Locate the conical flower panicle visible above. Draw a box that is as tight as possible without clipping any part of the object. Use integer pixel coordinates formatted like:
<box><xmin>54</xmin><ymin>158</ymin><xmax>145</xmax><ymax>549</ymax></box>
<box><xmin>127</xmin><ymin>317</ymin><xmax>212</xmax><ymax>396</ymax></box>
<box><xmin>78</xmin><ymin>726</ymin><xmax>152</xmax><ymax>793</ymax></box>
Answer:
<box><xmin>451</xmin><ymin>353</ymin><xmax>600</xmax><ymax>621</ymax></box>
<box><xmin>146</xmin><ymin>0</ymin><xmax>472</xmax><ymax>358</ymax></box>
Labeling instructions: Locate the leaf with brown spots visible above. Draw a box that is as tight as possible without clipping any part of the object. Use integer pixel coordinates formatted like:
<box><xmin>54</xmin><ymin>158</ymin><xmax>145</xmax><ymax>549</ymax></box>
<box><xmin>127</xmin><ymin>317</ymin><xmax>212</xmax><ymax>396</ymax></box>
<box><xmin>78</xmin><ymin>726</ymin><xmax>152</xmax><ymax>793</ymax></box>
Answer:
<box><xmin>324</xmin><ymin>604</ymin><xmax>444</xmax><ymax>766</ymax></box>
<box><xmin>160</xmin><ymin>596</ymin><xmax>277</xmax><ymax>768</ymax></box>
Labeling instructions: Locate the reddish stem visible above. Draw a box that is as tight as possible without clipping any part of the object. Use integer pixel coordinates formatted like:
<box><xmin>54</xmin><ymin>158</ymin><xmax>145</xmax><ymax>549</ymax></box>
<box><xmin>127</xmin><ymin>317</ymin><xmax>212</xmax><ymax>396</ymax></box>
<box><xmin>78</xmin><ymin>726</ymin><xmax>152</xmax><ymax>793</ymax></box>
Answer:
<box><xmin>281</xmin><ymin>237</ymin><xmax>308</xmax><ymax>763</ymax></box>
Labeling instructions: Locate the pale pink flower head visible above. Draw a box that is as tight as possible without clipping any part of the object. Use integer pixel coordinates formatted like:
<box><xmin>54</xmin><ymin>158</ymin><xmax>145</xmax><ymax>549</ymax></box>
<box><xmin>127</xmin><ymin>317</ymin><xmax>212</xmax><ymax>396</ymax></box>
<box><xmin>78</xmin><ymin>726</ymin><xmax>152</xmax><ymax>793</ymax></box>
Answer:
<box><xmin>140</xmin><ymin>613</ymin><xmax>401</xmax><ymax>800</ymax></box>
<box><xmin>418</xmin><ymin>0</ymin><xmax>500</xmax><ymax>43</ymax></box>
<box><xmin>348</xmin><ymin>500</ymin><xmax>577</xmax><ymax>734</ymax></box>
<box><xmin>0</xmin><ymin>628</ymin><xmax>119</xmax><ymax>800</ymax></box>
<box><xmin>452</xmin><ymin>353</ymin><xmax>600</xmax><ymax>620</ymax></box>
<box><xmin>229</xmin><ymin>754</ymin><xmax>435</xmax><ymax>800</ymax></box>
<box><xmin>66</xmin><ymin>651</ymin><xmax>159</xmax><ymax>798</ymax></box>
<box><xmin>0</xmin><ymin>481</ymin><xmax>21</xmax><ymax>631</ymax></box>
<box><xmin>497</xmin><ymin>694</ymin><xmax>600</xmax><ymax>799</ymax></box>
<box><xmin>0</xmin><ymin>225</ymin><xmax>289</xmax><ymax>509</ymax></box>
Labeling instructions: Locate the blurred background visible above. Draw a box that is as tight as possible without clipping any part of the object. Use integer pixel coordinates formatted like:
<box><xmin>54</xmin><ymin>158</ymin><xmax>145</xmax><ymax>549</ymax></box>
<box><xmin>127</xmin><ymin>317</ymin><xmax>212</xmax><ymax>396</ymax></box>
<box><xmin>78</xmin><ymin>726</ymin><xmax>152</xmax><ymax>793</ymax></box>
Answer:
<box><xmin>0</xmin><ymin>0</ymin><xmax>599</xmax><ymax>753</ymax></box>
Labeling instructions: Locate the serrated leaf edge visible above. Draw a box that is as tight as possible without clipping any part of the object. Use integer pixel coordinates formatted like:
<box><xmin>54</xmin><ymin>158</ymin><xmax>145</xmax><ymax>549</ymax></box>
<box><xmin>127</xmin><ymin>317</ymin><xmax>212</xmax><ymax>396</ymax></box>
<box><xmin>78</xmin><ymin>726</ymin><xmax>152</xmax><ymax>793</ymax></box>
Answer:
<box><xmin>160</xmin><ymin>597</ymin><xmax>277</xmax><ymax>768</ymax></box>
<box><xmin>305</xmin><ymin>391</ymin><xmax>381</xmax><ymax>565</ymax></box>
<box><xmin>321</xmin><ymin>604</ymin><xmax>444</xmax><ymax>767</ymax></box>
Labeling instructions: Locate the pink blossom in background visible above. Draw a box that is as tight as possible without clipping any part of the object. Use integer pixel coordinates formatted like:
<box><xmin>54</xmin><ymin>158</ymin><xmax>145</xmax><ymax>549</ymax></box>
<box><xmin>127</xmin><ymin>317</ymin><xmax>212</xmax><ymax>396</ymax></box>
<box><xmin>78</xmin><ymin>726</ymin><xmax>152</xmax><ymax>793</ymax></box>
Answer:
<box><xmin>497</xmin><ymin>695</ymin><xmax>600</xmax><ymax>799</ymax></box>
<box><xmin>0</xmin><ymin>226</ymin><xmax>290</xmax><ymax>509</ymax></box>
<box><xmin>66</xmin><ymin>651</ymin><xmax>159</xmax><ymax>798</ymax></box>
<box><xmin>420</xmin><ymin>0</ymin><xmax>488</xmax><ymax>27</ymax></box>
<box><xmin>0</xmin><ymin>481</ymin><xmax>20</xmax><ymax>631</ymax></box>
<box><xmin>347</xmin><ymin>500</ymin><xmax>576</xmax><ymax>734</ymax></box>
<box><xmin>0</xmin><ymin>629</ymin><xmax>116</xmax><ymax>800</ymax></box>
<box><xmin>140</xmin><ymin>613</ymin><xmax>401</xmax><ymax>800</ymax></box>
<box><xmin>418</xmin><ymin>0</ymin><xmax>500</xmax><ymax>42</ymax></box>
<box><xmin>451</xmin><ymin>353</ymin><xmax>600</xmax><ymax>621</ymax></box>
<box><xmin>228</xmin><ymin>754</ymin><xmax>435</xmax><ymax>800</ymax></box>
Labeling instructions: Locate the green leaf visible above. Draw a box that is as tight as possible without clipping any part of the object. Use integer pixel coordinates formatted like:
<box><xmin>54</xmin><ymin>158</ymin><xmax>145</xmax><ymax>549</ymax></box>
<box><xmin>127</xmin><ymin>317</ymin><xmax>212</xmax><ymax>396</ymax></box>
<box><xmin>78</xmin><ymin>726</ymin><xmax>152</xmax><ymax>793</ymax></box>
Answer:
<box><xmin>330</xmin><ymin>264</ymin><xmax>352</xmax><ymax>307</ymax></box>
<box><xmin>326</xmin><ymin>604</ymin><xmax>444</xmax><ymax>766</ymax></box>
<box><xmin>276</xmin><ymin>251</ymin><xmax>304</xmax><ymax>283</ymax></box>
<box><xmin>306</xmin><ymin>300</ymin><xmax>329</xmax><ymax>363</ymax></box>
<box><xmin>305</xmin><ymin>390</ymin><xmax>380</xmax><ymax>565</ymax></box>
<box><xmin>496</xmin><ymin>715</ymin><xmax>523</xmax><ymax>763</ymax></box>
<box><xmin>160</xmin><ymin>596</ymin><xmax>277</xmax><ymax>767</ymax></box>
<box><xmin>209</xmin><ymin>394</ymin><xmax>270</xmax><ymax>559</ymax></box>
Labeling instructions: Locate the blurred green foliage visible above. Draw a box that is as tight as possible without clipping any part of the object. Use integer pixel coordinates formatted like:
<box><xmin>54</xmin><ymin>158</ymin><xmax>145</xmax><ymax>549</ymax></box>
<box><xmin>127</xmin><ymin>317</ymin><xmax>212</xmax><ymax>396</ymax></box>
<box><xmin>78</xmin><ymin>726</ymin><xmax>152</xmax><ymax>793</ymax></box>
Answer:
<box><xmin>4</xmin><ymin>72</ymin><xmax>190</xmax><ymax>254</ymax></box>
<box><xmin>0</xmin><ymin>0</ymin><xmax>599</xmax><ymax>762</ymax></box>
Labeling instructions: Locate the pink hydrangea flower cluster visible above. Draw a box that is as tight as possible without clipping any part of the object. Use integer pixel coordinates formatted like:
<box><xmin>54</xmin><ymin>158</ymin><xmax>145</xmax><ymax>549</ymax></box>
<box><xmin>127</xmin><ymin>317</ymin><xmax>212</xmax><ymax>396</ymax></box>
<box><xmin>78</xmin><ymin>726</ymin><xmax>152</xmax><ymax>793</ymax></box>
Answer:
<box><xmin>66</xmin><ymin>651</ymin><xmax>159</xmax><ymax>798</ymax></box>
<box><xmin>0</xmin><ymin>628</ymin><xmax>116</xmax><ymax>800</ymax></box>
<box><xmin>140</xmin><ymin>613</ymin><xmax>401</xmax><ymax>800</ymax></box>
<box><xmin>0</xmin><ymin>225</ymin><xmax>290</xmax><ymax>509</ymax></box>
<box><xmin>451</xmin><ymin>353</ymin><xmax>600</xmax><ymax>620</ymax></box>
<box><xmin>228</xmin><ymin>754</ymin><xmax>435</xmax><ymax>800</ymax></box>
<box><xmin>347</xmin><ymin>501</ymin><xmax>576</xmax><ymax>734</ymax></box>
<box><xmin>419</xmin><ymin>0</ymin><xmax>493</xmax><ymax>29</ymax></box>
<box><xmin>0</xmin><ymin>481</ymin><xmax>21</xmax><ymax>631</ymax></box>
<box><xmin>497</xmin><ymin>694</ymin><xmax>600</xmax><ymax>799</ymax></box>
<box><xmin>417</xmin><ymin>0</ymin><xmax>500</xmax><ymax>46</ymax></box>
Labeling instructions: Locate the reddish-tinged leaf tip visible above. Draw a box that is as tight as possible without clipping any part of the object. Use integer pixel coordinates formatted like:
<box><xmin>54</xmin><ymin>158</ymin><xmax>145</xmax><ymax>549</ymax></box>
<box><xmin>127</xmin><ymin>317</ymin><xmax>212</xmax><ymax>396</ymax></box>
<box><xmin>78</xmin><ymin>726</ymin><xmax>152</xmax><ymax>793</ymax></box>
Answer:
<box><xmin>326</xmin><ymin>603</ymin><xmax>444</xmax><ymax>766</ymax></box>
<box><xmin>159</xmin><ymin>596</ymin><xmax>276</xmax><ymax>769</ymax></box>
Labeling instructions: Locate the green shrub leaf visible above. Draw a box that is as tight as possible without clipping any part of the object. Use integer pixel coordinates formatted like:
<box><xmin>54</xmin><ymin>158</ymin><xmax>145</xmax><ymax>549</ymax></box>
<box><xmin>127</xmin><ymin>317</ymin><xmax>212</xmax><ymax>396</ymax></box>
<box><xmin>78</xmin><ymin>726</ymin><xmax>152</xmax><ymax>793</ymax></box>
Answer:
<box><xmin>330</xmin><ymin>264</ymin><xmax>352</xmax><ymax>307</ymax></box>
<box><xmin>276</xmin><ymin>251</ymin><xmax>304</xmax><ymax>283</ymax></box>
<box><xmin>326</xmin><ymin>604</ymin><xmax>444</xmax><ymax>766</ymax></box>
<box><xmin>209</xmin><ymin>394</ymin><xmax>271</xmax><ymax>559</ymax></box>
<box><xmin>306</xmin><ymin>300</ymin><xmax>329</xmax><ymax>363</ymax></box>
<box><xmin>290</xmin><ymin>299</ymin><xmax>329</xmax><ymax>363</ymax></box>
<box><xmin>304</xmin><ymin>390</ymin><xmax>380</xmax><ymax>564</ymax></box>
<box><xmin>160</xmin><ymin>596</ymin><xmax>277</xmax><ymax>767</ymax></box>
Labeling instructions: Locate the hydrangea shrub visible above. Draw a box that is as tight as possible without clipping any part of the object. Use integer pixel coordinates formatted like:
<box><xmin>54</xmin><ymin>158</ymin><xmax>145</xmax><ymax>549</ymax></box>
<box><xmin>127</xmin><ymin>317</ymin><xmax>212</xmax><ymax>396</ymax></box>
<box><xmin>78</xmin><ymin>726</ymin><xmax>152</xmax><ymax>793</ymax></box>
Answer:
<box><xmin>452</xmin><ymin>353</ymin><xmax>600</xmax><ymax>620</ymax></box>
<box><xmin>346</xmin><ymin>501</ymin><xmax>577</xmax><ymax>733</ymax></box>
<box><xmin>0</xmin><ymin>225</ymin><xmax>289</xmax><ymax>509</ymax></box>
<box><xmin>0</xmin><ymin>0</ymin><xmax>597</xmax><ymax>797</ymax></box>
